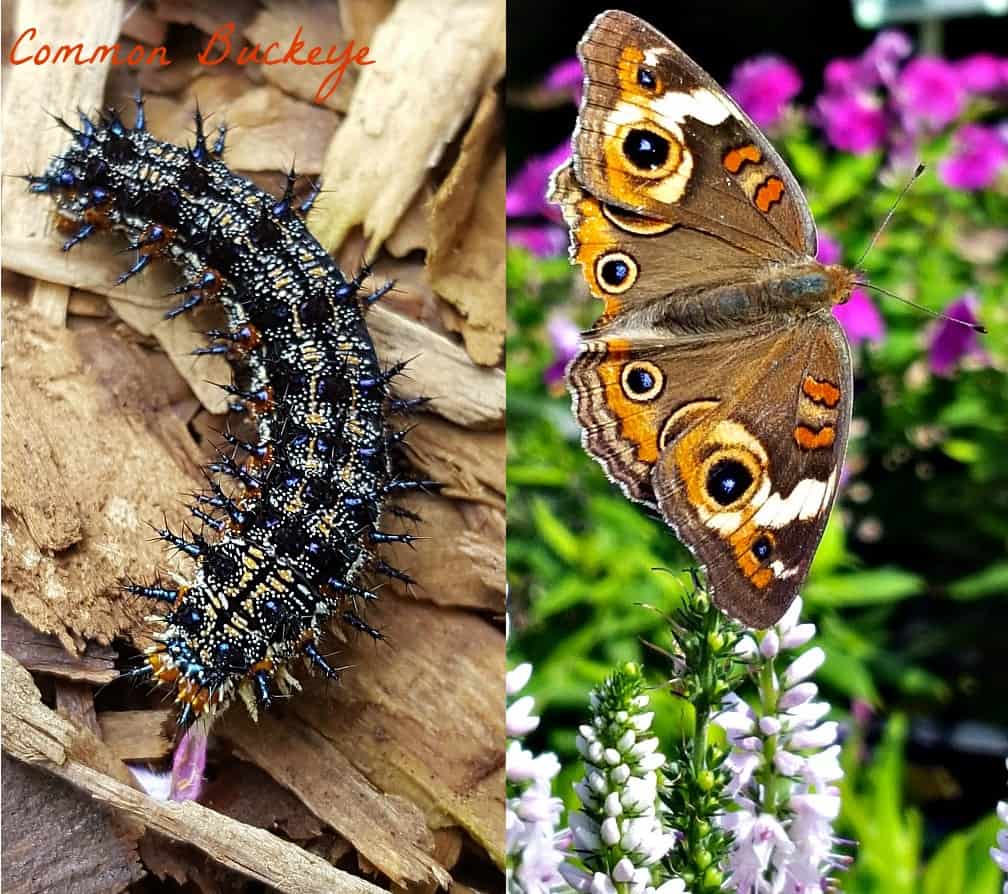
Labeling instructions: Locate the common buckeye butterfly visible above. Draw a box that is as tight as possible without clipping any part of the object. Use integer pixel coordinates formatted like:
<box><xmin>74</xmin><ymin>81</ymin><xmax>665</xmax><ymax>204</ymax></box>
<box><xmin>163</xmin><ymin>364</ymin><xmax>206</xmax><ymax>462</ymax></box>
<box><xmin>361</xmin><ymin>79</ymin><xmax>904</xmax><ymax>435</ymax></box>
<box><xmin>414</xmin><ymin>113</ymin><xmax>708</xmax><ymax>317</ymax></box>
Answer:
<box><xmin>550</xmin><ymin>11</ymin><xmax>857</xmax><ymax>628</ymax></box>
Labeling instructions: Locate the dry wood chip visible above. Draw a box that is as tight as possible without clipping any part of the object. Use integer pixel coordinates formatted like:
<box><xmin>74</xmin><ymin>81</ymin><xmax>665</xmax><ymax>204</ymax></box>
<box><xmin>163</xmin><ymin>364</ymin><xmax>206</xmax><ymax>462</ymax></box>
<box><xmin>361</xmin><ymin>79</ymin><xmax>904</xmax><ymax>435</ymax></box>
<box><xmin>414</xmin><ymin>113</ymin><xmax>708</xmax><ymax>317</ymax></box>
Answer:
<box><xmin>55</xmin><ymin>680</ymin><xmax>102</xmax><ymax>737</ymax></box>
<box><xmin>120</xmin><ymin>2</ymin><xmax>168</xmax><ymax>45</ymax></box>
<box><xmin>245</xmin><ymin>1</ymin><xmax>359</xmax><ymax>112</ymax></box>
<box><xmin>2</xmin><ymin>654</ymin><xmax>388</xmax><ymax>894</ymax></box>
<box><xmin>339</xmin><ymin>0</ymin><xmax>396</xmax><ymax>44</ymax></box>
<box><xmin>284</xmin><ymin>595</ymin><xmax>506</xmax><ymax>869</ymax></box>
<box><xmin>378</xmin><ymin>495</ymin><xmax>503</xmax><ymax>613</ymax></box>
<box><xmin>1</xmin><ymin>606</ymin><xmax>118</xmax><ymax>683</ymax></box>
<box><xmin>2</xmin><ymin>308</ymin><xmax>202</xmax><ymax>650</ymax></box>
<box><xmin>310</xmin><ymin>0</ymin><xmax>504</xmax><ymax>255</ymax></box>
<box><xmin>98</xmin><ymin>710</ymin><xmax>175</xmax><ymax>762</ymax></box>
<box><xmin>1</xmin><ymin>754</ymin><xmax>145</xmax><ymax>894</ymax></box>
<box><xmin>402</xmin><ymin>415</ymin><xmax>505</xmax><ymax>501</ymax></box>
<box><xmin>220</xmin><ymin>709</ymin><xmax>450</xmax><ymax>888</ymax></box>
<box><xmin>153</xmin><ymin>0</ymin><xmax>259</xmax><ymax>38</ymax></box>
<box><xmin>429</xmin><ymin>151</ymin><xmax>506</xmax><ymax>366</ymax></box>
<box><xmin>386</xmin><ymin>181</ymin><xmax>434</xmax><ymax>257</ymax></box>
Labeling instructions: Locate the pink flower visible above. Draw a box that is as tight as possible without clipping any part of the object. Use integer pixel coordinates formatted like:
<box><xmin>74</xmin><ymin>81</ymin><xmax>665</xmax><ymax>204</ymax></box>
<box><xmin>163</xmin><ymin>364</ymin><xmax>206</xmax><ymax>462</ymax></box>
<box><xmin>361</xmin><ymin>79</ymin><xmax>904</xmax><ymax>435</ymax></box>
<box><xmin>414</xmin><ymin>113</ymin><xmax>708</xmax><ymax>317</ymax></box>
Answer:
<box><xmin>956</xmin><ymin>53</ymin><xmax>1005</xmax><ymax>93</ymax></box>
<box><xmin>938</xmin><ymin>124</ymin><xmax>1008</xmax><ymax>191</ymax></box>
<box><xmin>169</xmin><ymin>726</ymin><xmax>208</xmax><ymax>802</ymax></box>
<box><xmin>544</xmin><ymin>57</ymin><xmax>584</xmax><ymax>103</ymax></box>
<box><xmin>896</xmin><ymin>57</ymin><xmax>964</xmax><ymax>130</ymax></box>
<box><xmin>544</xmin><ymin>314</ymin><xmax>580</xmax><ymax>387</ymax></box>
<box><xmin>506</xmin><ymin>142</ymin><xmax>570</xmax><ymax>220</ymax></box>
<box><xmin>815</xmin><ymin>232</ymin><xmax>843</xmax><ymax>266</ymax></box>
<box><xmin>727</xmin><ymin>55</ymin><xmax>802</xmax><ymax>129</ymax></box>
<box><xmin>860</xmin><ymin>31</ymin><xmax>913</xmax><ymax>86</ymax></box>
<box><xmin>928</xmin><ymin>293</ymin><xmax>990</xmax><ymax>377</ymax></box>
<box><xmin>509</xmin><ymin>224</ymin><xmax>568</xmax><ymax>257</ymax></box>
<box><xmin>834</xmin><ymin>288</ymin><xmax>885</xmax><ymax>346</ymax></box>
<box><xmin>816</xmin><ymin>91</ymin><xmax>888</xmax><ymax>154</ymax></box>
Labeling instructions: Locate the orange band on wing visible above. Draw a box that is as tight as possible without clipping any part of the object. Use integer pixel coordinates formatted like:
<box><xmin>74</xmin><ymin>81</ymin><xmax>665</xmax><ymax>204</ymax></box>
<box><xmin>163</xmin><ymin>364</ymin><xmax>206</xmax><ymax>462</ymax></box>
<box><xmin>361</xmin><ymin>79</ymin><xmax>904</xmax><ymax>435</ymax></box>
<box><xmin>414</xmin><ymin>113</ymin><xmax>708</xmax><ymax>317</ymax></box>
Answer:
<box><xmin>802</xmin><ymin>376</ymin><xmax>841</xmax><ymax>407</ymax></box>
<box><xmin>723</xmin><ymin>144</ymin><xmax>762</xmax><ymax>173</ymax></box>
<box><xmin>599</xmin><ymin>338</ymin><xmax>659</xmax><ymax>464</ymax></box>
<box><xmin>794</xmin><ymin>425</ymin><xmax>836</xmax><ymax>450</ymax></box>
<box><xmin>754</xmin><ymin>176</ymin><xmax>785</xmax><ymax>212</ymax></box>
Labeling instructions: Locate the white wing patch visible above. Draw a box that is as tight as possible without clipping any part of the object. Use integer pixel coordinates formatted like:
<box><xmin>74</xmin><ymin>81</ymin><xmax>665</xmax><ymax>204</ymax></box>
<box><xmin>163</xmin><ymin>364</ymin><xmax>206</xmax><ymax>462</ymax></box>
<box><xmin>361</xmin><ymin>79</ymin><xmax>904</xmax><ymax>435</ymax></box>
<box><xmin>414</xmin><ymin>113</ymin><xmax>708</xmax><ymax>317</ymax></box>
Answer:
<box><xmin>654</xmin><ymin>88</ymin><xmax>734</xmax><ymax>127</ymax></box>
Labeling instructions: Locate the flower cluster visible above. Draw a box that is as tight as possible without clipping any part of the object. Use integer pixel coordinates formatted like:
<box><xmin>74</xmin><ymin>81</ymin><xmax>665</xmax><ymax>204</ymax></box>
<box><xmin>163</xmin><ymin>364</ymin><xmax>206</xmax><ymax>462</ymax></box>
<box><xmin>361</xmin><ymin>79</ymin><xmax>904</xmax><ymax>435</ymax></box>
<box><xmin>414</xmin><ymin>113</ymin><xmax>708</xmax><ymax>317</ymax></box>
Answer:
<box><xmin>508</xmin><ymin>662</ymin><xmax>570</xmax><ymax>894</ymax></box>
<box><xmin>992</xmin><ymin>758</ymin><xmax>1008</xmax><ymax>894</ymax></box>
<box><xmin>714</xmin><ymin>598</ymin><xmax>846</xmax><ymax>894</ymax></box>
<box><xmin>562</xmin><ymin>663</ymin><xmax>683</xmax><ymax>894</ymax></box>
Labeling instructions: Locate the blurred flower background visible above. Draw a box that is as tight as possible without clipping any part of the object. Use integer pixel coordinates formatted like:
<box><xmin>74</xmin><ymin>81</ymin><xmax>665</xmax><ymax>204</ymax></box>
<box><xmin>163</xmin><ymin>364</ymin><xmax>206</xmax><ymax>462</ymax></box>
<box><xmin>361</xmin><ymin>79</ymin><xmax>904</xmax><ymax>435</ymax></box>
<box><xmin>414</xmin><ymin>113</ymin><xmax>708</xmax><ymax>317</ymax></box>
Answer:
<box><xmin>507</xmin><ymin>2</ymin><xmax>1007</xmax><ymax>891</ymax></box>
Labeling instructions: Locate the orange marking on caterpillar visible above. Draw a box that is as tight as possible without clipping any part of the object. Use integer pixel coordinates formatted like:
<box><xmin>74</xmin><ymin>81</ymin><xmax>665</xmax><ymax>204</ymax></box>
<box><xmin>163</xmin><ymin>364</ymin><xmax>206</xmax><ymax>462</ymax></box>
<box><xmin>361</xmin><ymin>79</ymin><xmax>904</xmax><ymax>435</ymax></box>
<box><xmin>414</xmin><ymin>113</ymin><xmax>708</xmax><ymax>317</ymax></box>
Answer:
<box><xmin>723</xmin><ymin>144</ymin><xmax>762</xmax><ymax>173</ymax></box>
<box><xmin>754</xmin><ymin>176</ymin><xmax>785</xmax><ymax>212</ymax></box>
<box><xmin>802</xmin><ymin>376</ymin><xmax>841</xmax><ymax>407</ymax></box>
<box><xmin>794</xmin><ymin>425</ymin><xmax>836</xmax><ymax>450</ymax></box>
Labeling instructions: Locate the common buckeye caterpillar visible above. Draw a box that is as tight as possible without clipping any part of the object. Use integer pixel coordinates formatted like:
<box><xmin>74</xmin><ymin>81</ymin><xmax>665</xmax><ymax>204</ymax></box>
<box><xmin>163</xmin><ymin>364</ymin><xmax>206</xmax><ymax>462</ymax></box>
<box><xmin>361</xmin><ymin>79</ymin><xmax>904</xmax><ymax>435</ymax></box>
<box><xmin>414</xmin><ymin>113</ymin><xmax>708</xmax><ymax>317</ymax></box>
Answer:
<box><xmin>29</xmin><ymin>94</ymin><xmax>431</xmax><ymax>728</ymax></box>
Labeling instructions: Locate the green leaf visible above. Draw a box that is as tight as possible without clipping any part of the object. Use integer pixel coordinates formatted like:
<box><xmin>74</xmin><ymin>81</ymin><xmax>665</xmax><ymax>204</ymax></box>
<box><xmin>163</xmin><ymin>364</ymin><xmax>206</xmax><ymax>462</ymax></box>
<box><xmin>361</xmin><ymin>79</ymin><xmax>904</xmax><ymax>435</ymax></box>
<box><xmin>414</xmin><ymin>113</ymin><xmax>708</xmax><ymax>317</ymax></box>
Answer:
<box><xmin>803</xmin><ymin>568</ymin><xmax>925</xmax><ymax>607</ymax></box>
<box><xmin>948</xmin><ymin>561</ymin><xmax>1008</xmax><ymax>600</ymax></box>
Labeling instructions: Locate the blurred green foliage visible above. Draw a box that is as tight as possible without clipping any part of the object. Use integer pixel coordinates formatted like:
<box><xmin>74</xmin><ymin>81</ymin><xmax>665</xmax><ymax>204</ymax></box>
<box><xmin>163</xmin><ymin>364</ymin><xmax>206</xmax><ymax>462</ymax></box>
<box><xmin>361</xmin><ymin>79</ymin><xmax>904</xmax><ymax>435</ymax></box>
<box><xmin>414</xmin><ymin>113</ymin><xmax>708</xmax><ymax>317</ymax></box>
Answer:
<box><xmin>507</xmin><ymin>130</ymin><xmax>1008</xmax><ymax>888</ymax></box>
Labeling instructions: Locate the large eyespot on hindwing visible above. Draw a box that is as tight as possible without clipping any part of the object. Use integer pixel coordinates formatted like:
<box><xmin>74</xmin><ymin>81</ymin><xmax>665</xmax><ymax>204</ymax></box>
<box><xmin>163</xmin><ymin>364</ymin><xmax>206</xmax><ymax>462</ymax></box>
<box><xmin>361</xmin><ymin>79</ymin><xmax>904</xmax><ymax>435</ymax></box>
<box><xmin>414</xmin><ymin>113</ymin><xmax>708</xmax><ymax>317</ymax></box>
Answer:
<box><xmin>620</xmin><ymin>360</ymin><xmax>663</xmax><ymax>402</ymax></box>
<box><xmin>594</xmin><ymin>251</ymin><xmax>638</xmax><ymax>294</ymax></box>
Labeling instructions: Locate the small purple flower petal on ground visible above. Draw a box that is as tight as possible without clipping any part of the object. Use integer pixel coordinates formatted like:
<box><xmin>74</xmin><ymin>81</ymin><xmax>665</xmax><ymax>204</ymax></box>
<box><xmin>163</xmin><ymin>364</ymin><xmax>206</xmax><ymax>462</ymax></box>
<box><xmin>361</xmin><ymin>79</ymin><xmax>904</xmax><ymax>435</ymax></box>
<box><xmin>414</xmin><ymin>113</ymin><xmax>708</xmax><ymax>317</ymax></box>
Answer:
<box><xmin>991</xmin><ymin>759</ymin><xmax>1008</xmax><ymax>890</ymax></box>
<box><xmin>938</xmin><ymin>124</ymin><xmax>1008</xmax><ymax>191</ymax></box>
<box><xmin>508</xmin><ymin>224</ymin><xmax>569</xmax><ymax>257</ymax></box>
<box><xmin>727</xmin><ymin>55</ymin><xmax>802</xmax><ymax>129</ymax></box>
<box><xmin>169</xmin><ymin>726</ymin><xmax>208</xmax><ymax>802</ymax></box>
<box><xmin>929</xmin><ymin>293</ymin><xmax>990</xmax><ymax>377</ymax></box>
<box><xmin>506</xmin><ymin>142</ymin><xmax>571</xmax><ymax>220</ymax></box>
<box><xmin>957</xmin><ymin>53</ymin><xmax>1005</xmax><ymax>93</ymax></box>
<box><xmin>816</xmin><ymin>91</ymin><xmax>888</xmax><ymax>154</ymax></box>
<box><xmin>128</xmin><ymin>764</ymin><xmax>172</xmax><ymax>801</ymax></box>
<box><xmin>544</xmin><ymin>57</ymin><xmax>584</xmax><ymax>104</ymax></box>
<box><xmin>896</xmin><ymin>57</ymin><xmax>964</xmax><ymax>131</ymax></box>
<box><xmin>834</xmin><ymin>288</ymin><xmax>885</xmax><ymax>346</ymax></box>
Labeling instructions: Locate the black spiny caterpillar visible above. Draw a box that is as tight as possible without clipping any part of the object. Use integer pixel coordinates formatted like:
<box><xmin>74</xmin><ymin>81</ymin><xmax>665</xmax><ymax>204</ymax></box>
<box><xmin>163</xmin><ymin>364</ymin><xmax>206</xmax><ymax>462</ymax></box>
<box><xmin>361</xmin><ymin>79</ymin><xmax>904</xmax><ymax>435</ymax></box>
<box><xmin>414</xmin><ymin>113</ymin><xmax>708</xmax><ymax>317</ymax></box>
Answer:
<box><xmin>29</xmin><ymin>94</ymin><xmax>432</xmax><ymax>728</ymax></box>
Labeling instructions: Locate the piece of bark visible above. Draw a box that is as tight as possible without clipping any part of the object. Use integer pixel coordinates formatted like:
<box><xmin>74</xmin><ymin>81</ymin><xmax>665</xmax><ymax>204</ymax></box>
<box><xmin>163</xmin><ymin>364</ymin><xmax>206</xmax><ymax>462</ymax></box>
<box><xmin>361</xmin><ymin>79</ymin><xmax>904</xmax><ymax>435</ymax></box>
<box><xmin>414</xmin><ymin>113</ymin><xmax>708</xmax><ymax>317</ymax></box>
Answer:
<box><xmin>28</xmin><ymin>279</ymin><xmax>70</xmax><ymax>328</ymax></box>
<box><xmin>378</xmin><ymin>495</ymin><xmax>504</xmax><ymax>613</ymax></box>
<box><xmin>221</xmin><ymin>709</ymin><xmax>449</xmax><ymax>889</ymax></box>
<box><xmin>2</xmin><ymin>308</ymin><xmax>203</xmax><ymax>651</ymax></box>
<box><xmin>310</xmin><ymin>0</ymin><xmax>505</xmax><ymax>255</ymax></box>
<box><xmin>281</xmin><ymin>595</ymin><xmax>505</xmax><ymax>869</ymax></box>
<box><xmin>339</xmin><ymin>0</ymin><xmax>396</xmax><ymax>44</ymax></box>
<box><xmin>153</xmin><ymin>0</ymin><xmax>259</xmax><ymax>38</ymax></box>
<box><xmin>98</xmin><ymin>710</ymin><xmax>174</xmax><ymax>762</ymax></box>
<box><xmin>1</xmin><ymin>604</ymin><xmax>117</xmax><ymax>684</ymax></box>
<box><xmin>245</xmin><ymin>1</ymin><xmax>359</xmax><ymax>112</ymax></box>
<box><xmin>429</xmin><ymin>151</ymin><xmax>506</xmax><ymax>366</ymax></box>
<box><xmin>401</xmin><ymin>416</ymin><xmax>505</xmax><ymax>503</ymax></box>
<box><xmin>55</xmin><ymin>681</ymin><xmax>101</xmax><ymax>738</ymax></box>
<box><xmin>1</xmin><ymin>754</ymin><xmax>145</xmax><ymax>894</ymax></box>
<box><xmin>120</xmin><ymin>2</ymin><xmax>168</xmax><ymax>45</ymax></box>
<box><xmin>386</xmin><ymin>181</ymin><xmax>433</xmax><ymax>257</ymax></box>
<box><xmin>2</xmin><ymin>653</ymin><xmax>388</xmax><ymax>894</ymax></box>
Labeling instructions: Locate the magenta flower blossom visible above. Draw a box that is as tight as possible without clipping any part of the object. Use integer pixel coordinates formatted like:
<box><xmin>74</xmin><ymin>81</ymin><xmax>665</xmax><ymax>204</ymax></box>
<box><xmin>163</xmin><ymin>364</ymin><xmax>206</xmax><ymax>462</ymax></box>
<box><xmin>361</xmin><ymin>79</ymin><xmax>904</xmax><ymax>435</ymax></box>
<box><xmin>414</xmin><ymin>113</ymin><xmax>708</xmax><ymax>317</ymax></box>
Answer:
<box><xmin>543</xmin><ymin>57</ymin><xmax>584</xmax><ymax>103</ymax></box>
<box><xmin>507</xmin><ymin>142</ymin><xmax>571</xmax><ymax>220</ymax></box>
<box><xmin>508</xmin><ymin>224</ymin><xmax>568</xmax><ymax>258</ymax></box>
<box><xmin>815</xmin><ymin>232</ymin><xmax>843</xmax><ymax>266</ymax></box>
<box><xmin>816</xmin><ymin>91</ymin><xmax>888</xmax><ymax>154</ymax></box>
<box><xmin>957</xmin><ymin>53</ymin><xmax>1005</xmax><ymax>93</ymax></box>
<box><xmin>929</xmin><ymin>293</ymin><xmax>990</xmax><ymax>377</ymax></box>
<box><xmin>896</xmin><ymin>57</ymin><xmax>964</xmax><ymax>131</ymax></box>
<box><xmin>544</xmin><ymin>314</ymin><xmax>580</xmax><ymax>387</ymax></box>
<box><xmin>938</xmin><ymin>124</ymin><xmax>1008</xmax><ymax>191</ymax></box>
<box><xmin>860</xmin><ymin>30</ymin><xmax>913</xmax><ymax>86</ymax></box>
<box><xmin>169</xmin><ymin>726</ymin><xmax>208</xmax><ymax>802</ymax></box>
<box><xmin>727</xmin><ymin>55</ymin><xmax>802</xmax><ymax>129</ymax></box>
<box><xmin>834</xmin><ymin>288</ymin><xmax>885</xmax><ymax>346</ymax></box>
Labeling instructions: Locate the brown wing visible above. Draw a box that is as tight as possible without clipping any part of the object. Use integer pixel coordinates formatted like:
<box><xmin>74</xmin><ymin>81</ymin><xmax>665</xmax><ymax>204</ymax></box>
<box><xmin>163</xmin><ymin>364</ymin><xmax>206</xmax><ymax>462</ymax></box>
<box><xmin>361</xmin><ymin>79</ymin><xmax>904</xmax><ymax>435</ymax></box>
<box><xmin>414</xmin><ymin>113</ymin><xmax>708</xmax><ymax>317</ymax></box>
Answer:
<box><xmin>569</xmin><ymin>315</ymin><xmax>852</xmax><ymax>628</ymax></box>
<box><xmin>572</xmin><ymin>9</ymin><xmax>817</xmax><ymax>259</ymax></box>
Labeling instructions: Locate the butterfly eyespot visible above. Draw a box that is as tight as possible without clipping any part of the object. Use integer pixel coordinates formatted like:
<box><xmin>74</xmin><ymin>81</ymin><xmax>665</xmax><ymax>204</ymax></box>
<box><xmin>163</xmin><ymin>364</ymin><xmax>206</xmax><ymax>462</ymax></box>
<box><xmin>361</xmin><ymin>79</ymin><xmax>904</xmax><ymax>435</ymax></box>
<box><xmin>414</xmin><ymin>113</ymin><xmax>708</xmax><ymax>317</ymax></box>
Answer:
<box><xmin>622</xmin><ymin>128</ymin><xmax>670</xmax><ymax>171</ymax></box>
<box><xmin>595</xmin><ymin>251</ymin><xmax>638</xmax><ymax>294</ymax></box>
<box><xmin>636</xmin><ymin>68</ymin><xmax>657</xmax><ymax>89</ymax></box>
<box><xmin>621</xmin><ymin>361</ymin><xmax>664</xmax><ymax>402</ymax></box>
<box><xmin>706</xmin><ymin>459</ymin><xmax>754</xmax><ymax>507</ymax></box>
<box><xmin>751</xmin><ymin>535</ymin><xmax>774</xmax><ymax>562</ymax></box>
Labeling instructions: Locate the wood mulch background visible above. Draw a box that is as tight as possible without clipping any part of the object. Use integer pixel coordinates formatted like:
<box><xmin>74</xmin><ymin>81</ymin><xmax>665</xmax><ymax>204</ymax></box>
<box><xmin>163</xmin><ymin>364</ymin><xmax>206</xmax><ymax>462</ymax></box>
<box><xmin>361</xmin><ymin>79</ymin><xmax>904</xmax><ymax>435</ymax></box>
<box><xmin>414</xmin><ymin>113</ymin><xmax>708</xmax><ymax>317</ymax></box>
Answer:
<box><xmin>2</xmin><ymin>1</ymin><xmax>505</xmax><ymax>892</ymax></box>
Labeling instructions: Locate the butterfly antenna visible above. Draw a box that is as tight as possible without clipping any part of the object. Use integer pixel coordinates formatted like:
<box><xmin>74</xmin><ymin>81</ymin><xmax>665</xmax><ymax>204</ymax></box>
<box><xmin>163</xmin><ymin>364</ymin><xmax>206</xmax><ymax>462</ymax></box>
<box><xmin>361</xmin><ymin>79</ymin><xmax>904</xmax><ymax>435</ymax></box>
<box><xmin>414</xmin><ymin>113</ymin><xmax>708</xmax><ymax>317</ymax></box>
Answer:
<box><xmin>855</xmin><ymin>163</ymin><xmax>925</xmax><ymax>268</ymax></box>
<box><xmin>861</xmin><ymin>282</ymin><xmax>987</xmax><ymax>333</ymax></box>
